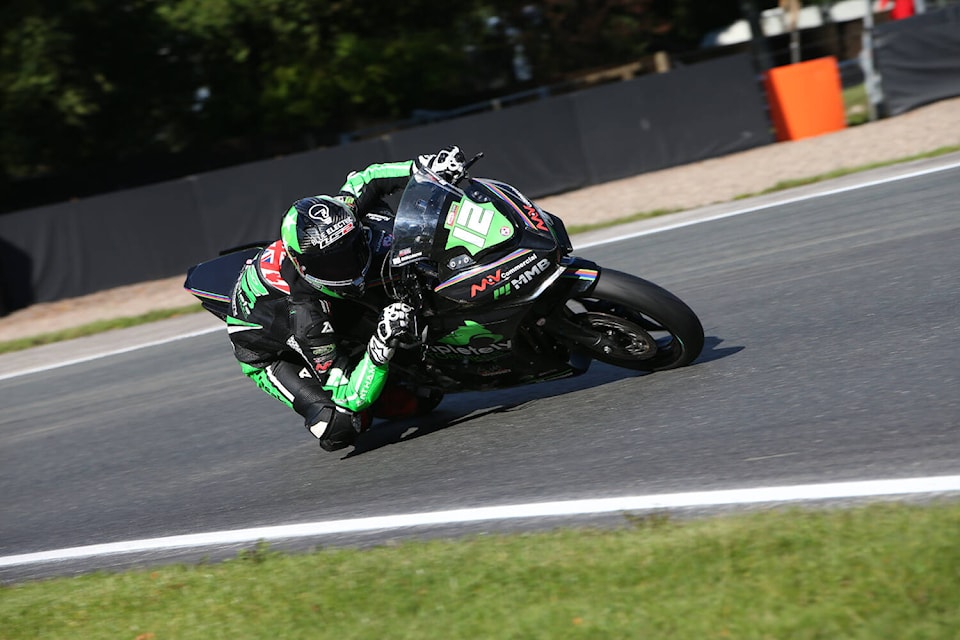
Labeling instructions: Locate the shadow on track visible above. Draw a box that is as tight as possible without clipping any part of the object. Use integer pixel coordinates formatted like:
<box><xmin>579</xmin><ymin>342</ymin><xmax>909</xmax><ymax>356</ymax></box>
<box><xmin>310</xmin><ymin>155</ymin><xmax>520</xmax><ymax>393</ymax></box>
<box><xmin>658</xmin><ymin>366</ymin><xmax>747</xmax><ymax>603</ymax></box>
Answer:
<box><xmin>344</xmin><ymin>335</ymin><xmax>741</xmax><ymax>458</ymax></box>
<box><xmin>695</xmin><ymin>335</ymin><xmax>744</xmax><ymax>365</ymax></box>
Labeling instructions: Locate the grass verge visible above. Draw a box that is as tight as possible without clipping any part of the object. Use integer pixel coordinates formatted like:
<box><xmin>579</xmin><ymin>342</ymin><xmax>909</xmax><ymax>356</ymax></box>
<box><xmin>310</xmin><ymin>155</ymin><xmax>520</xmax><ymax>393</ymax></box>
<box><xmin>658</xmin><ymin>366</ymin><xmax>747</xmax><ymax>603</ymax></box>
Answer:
<box><xmin>733</xmin><ymin>144</ymin><xmax>960</xmax><ymax>201</ymax></box>
<box><xmin>843</xmin><ymin>83</ymin><xmax>869</xmax><ymax>127</ymax></box>
<box><xmin>566</xmin><ymin>144</ymin><xmax>960</xmax><ymax>236</ymax></box>
<box><xmin>2</xmin><ymin>501</ymin><xmax>958</xmax><ymax>638</ymax></box>
<box><xmin>566</xmin><ymin>207</ymin><xmax>682</xmax><ymax>235</ymax></box>
<box><xmin>0</xmin><ymin>303</ymin><xmax>203</xmax><ymax>356</ymax></box>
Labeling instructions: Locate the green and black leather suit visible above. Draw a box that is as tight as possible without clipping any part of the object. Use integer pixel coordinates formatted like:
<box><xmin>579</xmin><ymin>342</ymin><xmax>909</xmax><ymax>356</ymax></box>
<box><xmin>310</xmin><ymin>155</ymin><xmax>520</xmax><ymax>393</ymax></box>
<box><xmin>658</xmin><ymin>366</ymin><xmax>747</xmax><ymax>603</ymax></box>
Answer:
<box><xmin>227</xmin><ymin>160</ymin><xmax>414</xmax><ymax>451</ymax></box>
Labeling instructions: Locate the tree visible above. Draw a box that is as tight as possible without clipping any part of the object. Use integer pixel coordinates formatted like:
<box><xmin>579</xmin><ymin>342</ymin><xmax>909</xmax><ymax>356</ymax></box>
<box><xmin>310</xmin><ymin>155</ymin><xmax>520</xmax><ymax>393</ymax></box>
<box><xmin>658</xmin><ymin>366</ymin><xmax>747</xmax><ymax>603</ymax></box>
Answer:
<box><xmin>1</xmin><ymin>0</ymin><xmax>194</xmax><ymax>180</ymax></box>
<box><xmin>647</xmin><ymin>0</ymin><xmax>745</xmax><ymax>51</ymax></box>
<box><xmin>1</xmin><ymin>0</ymin><xmax>482</xmax><ymax>186</ymax></box>
<box><xmin>155</xmin><ymin>0</ymin><xmax>481</xmax><ymax>151</ymax></box>
<box><xmin>1</xmin><ymin>0</ymin><xmax>764</xmax><ymax>202</ymax></box>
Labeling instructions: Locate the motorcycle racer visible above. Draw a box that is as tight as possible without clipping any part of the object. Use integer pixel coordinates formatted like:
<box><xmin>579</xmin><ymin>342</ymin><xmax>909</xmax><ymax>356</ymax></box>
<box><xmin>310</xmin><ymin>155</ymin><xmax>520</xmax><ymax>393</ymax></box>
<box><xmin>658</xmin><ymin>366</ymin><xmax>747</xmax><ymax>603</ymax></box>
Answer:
<box><xmin>227</xmin><ymin>146</ymin><xmax>466</xmax><ymax>451</ymax></box>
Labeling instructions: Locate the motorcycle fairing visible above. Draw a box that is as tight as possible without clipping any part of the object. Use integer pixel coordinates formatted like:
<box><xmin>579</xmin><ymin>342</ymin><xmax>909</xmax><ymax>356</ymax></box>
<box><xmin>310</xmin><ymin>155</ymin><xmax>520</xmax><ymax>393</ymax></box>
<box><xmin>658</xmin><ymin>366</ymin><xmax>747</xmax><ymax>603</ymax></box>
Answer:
<box><xmin>417</xmin><ymin>301</ymin><xmax>539</xmax><ymax>386</ymax></box>
<box><xmin>415</xmin><ymin>260</ymin><xmax>597</xmax><ymax>390</ymax></box>
<box><xmin>184</xmin><ymin>247</ymin><xmax>262</xmax><ymax>320</ymax></box>
<box><xmin>470</xmin><ymin>178</ymin><xmax>560</xmax><ymax>247</ymax></box>
<box><xmin>432</xmin><ymin>247</ymin><xmax>565</xmax><ymax>306</ymax></box>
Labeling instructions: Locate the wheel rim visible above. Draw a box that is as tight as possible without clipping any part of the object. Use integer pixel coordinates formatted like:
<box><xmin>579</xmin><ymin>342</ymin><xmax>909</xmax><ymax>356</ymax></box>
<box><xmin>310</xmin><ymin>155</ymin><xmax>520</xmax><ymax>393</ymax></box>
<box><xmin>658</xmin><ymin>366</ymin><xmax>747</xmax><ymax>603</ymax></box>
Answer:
<box><xmin>581</xmin><ymin>312</ymin><xmax>658</xmax><ymax>361</ymax></box>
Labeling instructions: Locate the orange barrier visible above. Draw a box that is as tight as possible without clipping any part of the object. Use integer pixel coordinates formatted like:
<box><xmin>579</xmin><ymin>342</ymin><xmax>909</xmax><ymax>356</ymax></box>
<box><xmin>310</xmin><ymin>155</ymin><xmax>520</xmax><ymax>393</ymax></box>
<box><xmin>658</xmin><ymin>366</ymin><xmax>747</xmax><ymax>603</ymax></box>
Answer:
<box><xmin>764</xmin><ymin>57</ymin><xmax>846</xmax><ymax>142</ymax></box>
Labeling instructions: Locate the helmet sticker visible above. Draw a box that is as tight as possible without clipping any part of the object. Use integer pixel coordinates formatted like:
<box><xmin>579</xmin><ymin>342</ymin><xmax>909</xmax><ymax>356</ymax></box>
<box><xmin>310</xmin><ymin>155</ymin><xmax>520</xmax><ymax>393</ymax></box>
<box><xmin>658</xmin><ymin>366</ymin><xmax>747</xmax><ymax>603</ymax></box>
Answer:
<box><xmin>304</xmin><ymin>218</ymin><xmax>355</xmax><ymax>249</ymax></box>
<box><xmin>308</xmin><ymin>202</ymin><xmax>333</xmax><ymax>223</ymax></box>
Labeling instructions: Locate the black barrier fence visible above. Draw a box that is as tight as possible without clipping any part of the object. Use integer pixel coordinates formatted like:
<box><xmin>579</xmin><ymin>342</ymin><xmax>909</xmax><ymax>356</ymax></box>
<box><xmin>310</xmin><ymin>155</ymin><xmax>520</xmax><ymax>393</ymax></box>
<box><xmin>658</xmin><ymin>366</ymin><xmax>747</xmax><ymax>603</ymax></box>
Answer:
<box><xmin>0</xmin><ymin>53</ymin><xmax>774</xmax><ymax>313</ymax></box>
<box><xmin>874</xmin><ymin>4</ymin><xmax>960</xmax><ymax>116</ymax></box>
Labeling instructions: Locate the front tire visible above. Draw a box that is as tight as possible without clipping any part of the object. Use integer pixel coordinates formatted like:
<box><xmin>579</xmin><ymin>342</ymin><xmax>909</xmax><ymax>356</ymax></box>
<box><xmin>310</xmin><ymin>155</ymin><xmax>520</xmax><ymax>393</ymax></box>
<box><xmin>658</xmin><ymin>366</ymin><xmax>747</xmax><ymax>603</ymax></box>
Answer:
<box><xmin>568</xmin><ymin>269</ymin><xmax>704</xmax><ymax>371</ymax></box>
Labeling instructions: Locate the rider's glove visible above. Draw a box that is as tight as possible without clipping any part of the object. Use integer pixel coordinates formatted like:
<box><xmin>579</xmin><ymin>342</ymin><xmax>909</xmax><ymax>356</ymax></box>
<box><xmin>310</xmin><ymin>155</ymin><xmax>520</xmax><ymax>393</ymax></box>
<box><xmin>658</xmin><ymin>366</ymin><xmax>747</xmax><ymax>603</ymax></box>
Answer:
<box><xmin>367</xmin><ymin>302</ymin><xmax>417</xmax><ymax>366</ymax></box>
<box><xmin>416</xmin><ymin>145</ymin><xmax>466</xmax><ymax>183</ymax></box>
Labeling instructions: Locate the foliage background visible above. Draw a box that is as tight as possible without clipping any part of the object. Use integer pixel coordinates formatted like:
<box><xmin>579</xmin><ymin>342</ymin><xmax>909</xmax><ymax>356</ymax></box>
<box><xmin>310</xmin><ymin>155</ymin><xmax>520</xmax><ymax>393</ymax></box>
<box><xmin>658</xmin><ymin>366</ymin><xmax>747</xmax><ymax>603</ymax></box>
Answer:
<box><xmin>1</xmin><ymin>1</ymin><xmax>771</xmax><ymax>207</ymax></box>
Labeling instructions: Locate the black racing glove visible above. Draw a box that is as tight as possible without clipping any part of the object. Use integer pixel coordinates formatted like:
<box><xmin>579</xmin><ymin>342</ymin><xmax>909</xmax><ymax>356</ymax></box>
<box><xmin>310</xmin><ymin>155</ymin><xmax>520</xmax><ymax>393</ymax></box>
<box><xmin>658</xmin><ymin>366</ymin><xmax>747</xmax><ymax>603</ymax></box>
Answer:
<box><xmin>367</xmin><ymin>302</ymin><xmax>417</xmax><ymax>366</ymax></box>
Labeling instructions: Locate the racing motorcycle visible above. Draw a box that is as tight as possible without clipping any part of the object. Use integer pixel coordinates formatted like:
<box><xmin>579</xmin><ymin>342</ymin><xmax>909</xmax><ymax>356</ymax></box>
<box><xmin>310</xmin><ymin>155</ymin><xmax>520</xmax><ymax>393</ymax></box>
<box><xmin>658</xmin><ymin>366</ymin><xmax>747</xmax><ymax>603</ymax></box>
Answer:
<box><xmin>185</xmin><ymin>154</ymin><xmax>704</xmax><ymax>403</ymax></box>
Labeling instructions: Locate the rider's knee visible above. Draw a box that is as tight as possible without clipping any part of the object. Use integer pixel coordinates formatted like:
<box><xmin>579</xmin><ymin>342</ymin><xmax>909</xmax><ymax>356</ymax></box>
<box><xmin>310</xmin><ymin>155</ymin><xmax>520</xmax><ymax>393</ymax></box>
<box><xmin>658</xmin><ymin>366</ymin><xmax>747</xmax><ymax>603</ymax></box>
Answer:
<box><xmin>302</xmin><ymin>404</ymin><xmax>369</xmax><ymax>452</ymax></box>
<box><xmin>238</xmin><ymin>358</ymin><xmax>370</xmax><ymax>451</ymax></box>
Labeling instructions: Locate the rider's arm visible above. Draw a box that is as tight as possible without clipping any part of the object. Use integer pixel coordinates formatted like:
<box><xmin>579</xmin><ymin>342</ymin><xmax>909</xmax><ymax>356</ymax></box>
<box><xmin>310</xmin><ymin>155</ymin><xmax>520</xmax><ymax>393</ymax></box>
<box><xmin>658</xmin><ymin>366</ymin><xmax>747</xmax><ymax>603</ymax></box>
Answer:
<box><xmin>321</xmin><ymin>301</ymin><xmax>415</xmax><ymax>412</ymax></box>
<box><xmin>323</xmin><ymin>353</ymin><xmax>389</xmax><ymax>413</ymax></box>
<box><xmin>337</xmin><ymin>148</ymin><xmax>465</xmax><ymax>213</ymax></box>
<box><xmin>338</xmin><ymin>161</ymin><xmax>413</xmax><ymax>213</ymax></box>
<box><xmin>287</xmin><ymin>299</ymin><xmax>389</xmax><ymax>413</ymax></box>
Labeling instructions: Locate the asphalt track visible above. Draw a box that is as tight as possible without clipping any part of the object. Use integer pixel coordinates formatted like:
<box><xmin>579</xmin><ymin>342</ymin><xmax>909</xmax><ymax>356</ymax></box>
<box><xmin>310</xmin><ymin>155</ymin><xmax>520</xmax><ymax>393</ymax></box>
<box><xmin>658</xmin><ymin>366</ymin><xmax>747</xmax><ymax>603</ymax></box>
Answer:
<box><xmin>2</xmin><ymin>155</ymin><xmax>959</xmax><ymax>582</ymax></box>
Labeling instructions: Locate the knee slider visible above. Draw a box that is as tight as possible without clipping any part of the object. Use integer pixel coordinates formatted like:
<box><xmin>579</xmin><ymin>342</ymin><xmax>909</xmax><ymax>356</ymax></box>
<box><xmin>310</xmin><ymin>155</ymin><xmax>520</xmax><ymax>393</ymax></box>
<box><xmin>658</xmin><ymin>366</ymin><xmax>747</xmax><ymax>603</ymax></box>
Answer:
<box><xmin>304</xmin><ymin>405</ymin><xmax>364</xmax><ymax>452</ymax></box>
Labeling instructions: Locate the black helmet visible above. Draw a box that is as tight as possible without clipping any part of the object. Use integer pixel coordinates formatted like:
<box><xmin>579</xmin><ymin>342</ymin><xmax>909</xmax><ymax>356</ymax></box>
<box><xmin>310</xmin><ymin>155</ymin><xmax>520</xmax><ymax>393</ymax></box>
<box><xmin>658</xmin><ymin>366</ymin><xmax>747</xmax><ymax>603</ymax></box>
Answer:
<box><xmin>280</xmin><ymin>196</ymin><xmax>371</xmax><ymax>296</ymax></box>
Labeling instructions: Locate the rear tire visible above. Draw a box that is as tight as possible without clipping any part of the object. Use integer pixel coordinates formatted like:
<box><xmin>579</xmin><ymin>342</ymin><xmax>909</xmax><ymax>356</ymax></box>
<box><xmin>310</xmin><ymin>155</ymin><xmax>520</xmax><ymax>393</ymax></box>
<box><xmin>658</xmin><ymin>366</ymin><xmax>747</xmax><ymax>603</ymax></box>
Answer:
<box><xmin>568</xmin><ymin>269</ymin><xmax>704</xmax><ymax>371</ymax></box>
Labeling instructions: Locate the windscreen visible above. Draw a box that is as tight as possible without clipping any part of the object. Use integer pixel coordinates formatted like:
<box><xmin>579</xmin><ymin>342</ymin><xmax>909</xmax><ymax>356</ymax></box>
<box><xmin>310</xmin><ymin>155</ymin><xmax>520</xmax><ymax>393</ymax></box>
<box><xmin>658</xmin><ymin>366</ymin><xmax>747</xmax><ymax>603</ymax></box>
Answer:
<box><xmin>390</xmin><ymin>169</ymin><xmax>463</xmax><ymax>267</ymax></box>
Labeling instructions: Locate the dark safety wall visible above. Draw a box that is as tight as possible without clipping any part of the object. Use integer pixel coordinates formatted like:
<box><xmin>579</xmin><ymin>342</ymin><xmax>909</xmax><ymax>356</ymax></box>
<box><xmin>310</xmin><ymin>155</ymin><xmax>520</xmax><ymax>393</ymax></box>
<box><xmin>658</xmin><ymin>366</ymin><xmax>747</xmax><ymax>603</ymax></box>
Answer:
<box><xmin>0</xmin><ymin>53</ymin><xmax>772</xmax><ymax>313</ymax></box>
<box><xmin>874</xmin><ymin>5</ymin><xmax>960</xmax><ymax>116</ymax></box>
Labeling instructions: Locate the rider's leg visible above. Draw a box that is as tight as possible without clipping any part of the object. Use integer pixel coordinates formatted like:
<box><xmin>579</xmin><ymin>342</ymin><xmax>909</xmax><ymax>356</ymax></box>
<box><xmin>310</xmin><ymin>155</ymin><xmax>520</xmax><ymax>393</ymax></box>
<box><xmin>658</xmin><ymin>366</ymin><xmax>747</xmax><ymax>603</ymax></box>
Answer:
<box><xmin>241</xmin><ymin>359</ymin><xmax>369</xmax><ymax>451</ymax></box>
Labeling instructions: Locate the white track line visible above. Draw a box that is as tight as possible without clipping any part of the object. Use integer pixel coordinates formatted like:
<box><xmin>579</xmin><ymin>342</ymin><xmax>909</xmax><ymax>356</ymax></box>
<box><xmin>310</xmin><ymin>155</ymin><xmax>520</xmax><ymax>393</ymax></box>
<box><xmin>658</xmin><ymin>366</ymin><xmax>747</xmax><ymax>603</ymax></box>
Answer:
<box><xmin>3</xmin><ymin>475</ymin><xmax>958</xmax><ymax>568</ymax></box>
<box><xmin>575</xmin><ymin>157</ymin><xmax>960</xmax><ymax>249</ymax></box>
<box><xmin>0</xmin><ymin>325</ymin><xmax>224</xmax><ymax>382</ymax></box>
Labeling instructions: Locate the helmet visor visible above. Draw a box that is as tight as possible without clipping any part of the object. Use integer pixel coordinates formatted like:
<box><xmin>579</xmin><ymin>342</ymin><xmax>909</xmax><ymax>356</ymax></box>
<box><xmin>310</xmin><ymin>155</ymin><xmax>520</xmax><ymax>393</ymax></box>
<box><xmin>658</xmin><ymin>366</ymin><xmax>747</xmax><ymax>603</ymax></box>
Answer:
<box><xmin>296</xmin><ymin>228</ymin><xmax>371</xmax><ymax>288</ymax></box>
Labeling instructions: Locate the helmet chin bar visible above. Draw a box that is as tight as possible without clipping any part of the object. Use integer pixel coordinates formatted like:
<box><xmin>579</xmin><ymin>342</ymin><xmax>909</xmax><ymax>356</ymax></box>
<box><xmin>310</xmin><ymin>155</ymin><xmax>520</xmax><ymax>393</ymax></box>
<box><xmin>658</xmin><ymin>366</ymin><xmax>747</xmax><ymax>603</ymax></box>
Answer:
<box><xmin>304</xmin><ymin>271</ymin><xmax>367</xmax><ymax>298</ymax></box>
<box><xmin>325</xmin><ymin>281</ymin><xmax>366</xmax><ymax>299</ymax></box>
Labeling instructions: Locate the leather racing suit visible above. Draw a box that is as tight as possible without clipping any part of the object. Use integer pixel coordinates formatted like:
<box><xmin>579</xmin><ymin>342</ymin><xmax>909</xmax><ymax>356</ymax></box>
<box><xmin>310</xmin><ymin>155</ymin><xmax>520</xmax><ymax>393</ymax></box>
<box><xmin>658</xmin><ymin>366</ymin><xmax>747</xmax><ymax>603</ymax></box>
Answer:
<box><xmin>226</xmin><ymin>160</ymin><xmax>421</xmax><ymax>451</ymax></box>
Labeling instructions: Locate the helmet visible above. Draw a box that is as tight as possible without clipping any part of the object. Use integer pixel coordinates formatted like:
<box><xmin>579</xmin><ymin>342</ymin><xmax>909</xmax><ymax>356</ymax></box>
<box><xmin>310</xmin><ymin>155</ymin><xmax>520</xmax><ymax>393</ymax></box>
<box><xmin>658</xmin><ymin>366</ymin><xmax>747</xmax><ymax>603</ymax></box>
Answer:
<box><xmin>280</xmin><ymin>196</ymin><xmax>371</xmax><ymax>296</ymax></box>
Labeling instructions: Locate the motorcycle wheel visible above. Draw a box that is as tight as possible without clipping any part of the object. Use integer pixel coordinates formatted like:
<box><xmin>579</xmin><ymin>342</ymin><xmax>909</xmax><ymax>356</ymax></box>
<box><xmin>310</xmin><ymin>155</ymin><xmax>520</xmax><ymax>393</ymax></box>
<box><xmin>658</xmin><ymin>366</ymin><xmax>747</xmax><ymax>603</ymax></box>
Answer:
<box><xmin>568</xmin><ymin>269</ymin><xmax>704</xmax><ymax>371</ymax></box>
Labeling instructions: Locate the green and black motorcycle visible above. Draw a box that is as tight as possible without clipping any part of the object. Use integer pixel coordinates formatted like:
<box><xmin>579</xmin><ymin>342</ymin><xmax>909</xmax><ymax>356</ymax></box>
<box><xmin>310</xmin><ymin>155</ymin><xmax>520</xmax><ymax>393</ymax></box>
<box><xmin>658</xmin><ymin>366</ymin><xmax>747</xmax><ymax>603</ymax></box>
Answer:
<box><xmin>185</xmin><ymin>157</ymin><xmax>704</xmax><ymax>399</ymax></box>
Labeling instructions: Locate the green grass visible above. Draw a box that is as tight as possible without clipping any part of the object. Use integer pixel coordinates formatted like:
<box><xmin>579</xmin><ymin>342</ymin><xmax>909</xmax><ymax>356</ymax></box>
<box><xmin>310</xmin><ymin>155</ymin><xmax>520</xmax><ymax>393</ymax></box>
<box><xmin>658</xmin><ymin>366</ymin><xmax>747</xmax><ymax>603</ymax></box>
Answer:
<box><xmin>0</xmin><ymin>303</ymin><xmax>203</xmax><ymax>355</ymax></box>
<box><xmin>844</xmin><ymin>83</ymin><xmax>870</xmax><ymax>127</ymax></box>
<box><xmin>2</xmin><ymin>501</ymin><xmax>958</xmax><ymax>638</ymax></box>
<box><xmin>566</xmin><ymin>207</ymin><xmax>681</xmax><ymax>235</ymax></box>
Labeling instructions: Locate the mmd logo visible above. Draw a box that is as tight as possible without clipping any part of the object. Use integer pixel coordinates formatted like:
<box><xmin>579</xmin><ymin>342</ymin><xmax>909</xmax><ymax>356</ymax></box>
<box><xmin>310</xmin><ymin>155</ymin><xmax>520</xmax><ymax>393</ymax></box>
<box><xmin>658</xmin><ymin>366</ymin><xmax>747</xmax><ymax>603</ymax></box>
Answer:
<box><xmin>511</xmin><ymin>258</ymin><xmax>552</xmax><ymax>289</ymax></box>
